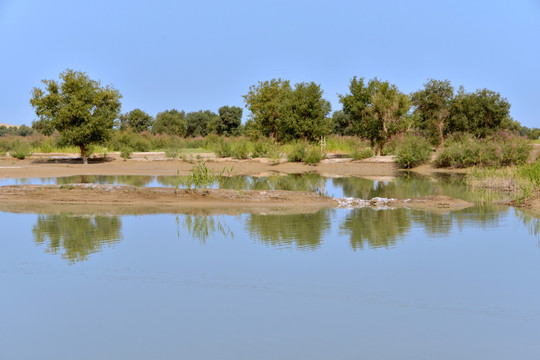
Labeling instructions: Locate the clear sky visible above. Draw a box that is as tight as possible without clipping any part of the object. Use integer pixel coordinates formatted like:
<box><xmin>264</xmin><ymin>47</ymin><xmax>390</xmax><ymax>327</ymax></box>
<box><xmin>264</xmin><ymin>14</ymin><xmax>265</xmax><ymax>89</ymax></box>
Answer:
<box><xmin>1</xmin><ymin>0</ymin><xmax>539</xmax><ymax>128</ymax></box>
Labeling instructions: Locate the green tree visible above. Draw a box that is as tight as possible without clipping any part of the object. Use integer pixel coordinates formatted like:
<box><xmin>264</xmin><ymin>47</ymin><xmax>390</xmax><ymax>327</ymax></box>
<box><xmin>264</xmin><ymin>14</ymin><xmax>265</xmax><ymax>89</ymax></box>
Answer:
<box><xmin>185</xmin><ymin>110</ymin><xmax>220</xmax><ymax>137</ymax></box>
<box><xmin>118</xmin><ymin>108</ymin><xmax>154</xmax><ymax>132</ymax></box>
<box><xmin>411</xmin><ymin>79</ymin><xmax>454</xmax><ymax>146</ymax></box>
<box><xmin>332</xmin><ymin>110</ymin><xmax>355</xmax><ymax>136</ymax></box>
<box><xmin>217</xmin><ymin>105</ymin><xmax>243</xmax><ymax>136</ymax></box>
<box><xmin>448</xmin><ymin>87</ymin><xmax>512</xmax><ymax>137</ymax></box>
<box><xmin>152</xmin><ymin>109</ymin><xmax>187</xmax><ymax>136</ymax></box>
<box><xmin>340</xmin><ymin>77</ymin><xmax>410</xmax><ymax>155</ymax></box>
<box><xmin>243</xmin><ymin>79</ymin><xmax>331</xmax><ymax>142</ymax></box>
<box><xmin>243</xmin><ymin>78</ymin><xmax>292</xmax><ymax>141</ymax></box>
<box><xmin>281</xmin><ymin>82</ymin><xmax>332</xmax><ymax>142</ymax></box>
<box><xmin>32</xmin><ymin>118</ymin><xmax>55</xmax><ymax>136</ymax></box>
<box><xmin>30</xmin><ymin>69</ymin><xmax>122</xmax><ymax>164</ymax></box>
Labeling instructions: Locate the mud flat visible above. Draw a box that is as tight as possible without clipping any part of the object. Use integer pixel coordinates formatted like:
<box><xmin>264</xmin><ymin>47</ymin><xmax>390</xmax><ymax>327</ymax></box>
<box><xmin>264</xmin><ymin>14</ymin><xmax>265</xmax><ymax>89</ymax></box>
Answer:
<box><xmin>0</xmin><ymin>184</ymin><xmax>473</xmax><ymax>215</ymax></box>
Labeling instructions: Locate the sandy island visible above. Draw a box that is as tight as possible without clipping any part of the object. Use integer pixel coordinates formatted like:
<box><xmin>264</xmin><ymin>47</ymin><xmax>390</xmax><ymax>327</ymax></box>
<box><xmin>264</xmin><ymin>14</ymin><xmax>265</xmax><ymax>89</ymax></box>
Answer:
<box><xmin>0</xmin><ymin>151</ymin><xmax>537</xmax><ymax>215</ymax></box>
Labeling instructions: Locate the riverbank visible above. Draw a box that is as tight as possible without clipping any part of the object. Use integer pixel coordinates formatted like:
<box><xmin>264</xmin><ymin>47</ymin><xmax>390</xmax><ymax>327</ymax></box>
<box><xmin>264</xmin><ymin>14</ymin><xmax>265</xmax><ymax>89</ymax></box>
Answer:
<box><xmin>0</xmin><ymin>184</ymin><xmax>473</xmax><ymax>215</ymax></box>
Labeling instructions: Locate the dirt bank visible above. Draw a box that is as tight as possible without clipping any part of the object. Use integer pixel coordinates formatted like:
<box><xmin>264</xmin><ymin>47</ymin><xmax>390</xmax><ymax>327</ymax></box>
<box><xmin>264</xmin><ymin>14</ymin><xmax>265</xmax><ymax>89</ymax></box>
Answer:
<box><xmin>0</xmin><ymin>153</ymin><xmax>399</xmax><ymax>179</ymax></box>
<box><xmin>0</xmin><ymin>184</ymin><xmax>473</xmax><ymax>215</ymax></box>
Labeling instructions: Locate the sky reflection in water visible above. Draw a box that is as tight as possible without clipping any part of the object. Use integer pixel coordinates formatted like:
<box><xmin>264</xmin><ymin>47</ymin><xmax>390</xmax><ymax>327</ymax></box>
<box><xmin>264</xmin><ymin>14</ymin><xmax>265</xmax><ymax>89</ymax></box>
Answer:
<box><xmin>1</xmin><ymin>174</ymin><xmax>539</xmax><ymax>359</ymax></box>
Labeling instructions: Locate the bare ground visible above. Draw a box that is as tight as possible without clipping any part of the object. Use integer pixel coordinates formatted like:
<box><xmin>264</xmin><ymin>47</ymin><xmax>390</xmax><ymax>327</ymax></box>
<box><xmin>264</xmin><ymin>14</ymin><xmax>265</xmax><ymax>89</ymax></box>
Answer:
<box><xmin>0</xmin><ymin>184</ymin><xmax>473</xmax><ymax>215</ymax></box>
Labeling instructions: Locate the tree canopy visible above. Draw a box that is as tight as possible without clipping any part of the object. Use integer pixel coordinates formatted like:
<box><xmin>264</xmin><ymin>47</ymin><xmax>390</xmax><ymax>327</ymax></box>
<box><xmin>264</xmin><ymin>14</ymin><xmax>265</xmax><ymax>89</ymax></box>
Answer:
<box><xmin>30</xmin><ymin>69</ymin><xmax>122</xmax><ymax>164</ymax></box>
<box><xmin>152</xmin><ymin>109</ymin><xmax>187</xmax><ymax>136</ymax></box>
<box><xmin>448</xmin><ymin>87</ymin><xmax>512</xmax><ymax>137</ymax></box>
<box><xmin>411</xmin><ymin>79</ymin><xmax>454</xmax><ymax>146</ymax></box>
<box><xmin>340</xmin><ymin>77</ymin><xmax>409</xmax><ymax>155</ymax></box>
<box><xmin>217</xmin><ymin>105</ymin><xmax>243</xmax><ymax>136</ymax></box>
<box><xmin>243</xmin><ymin>79</ymin><xmax>331</xmax><ymax>142</ymax></box>
<box><xmin>118</xmin><ymin>108</ymin><xmax>154</xmax><ymax>132</ymax></box>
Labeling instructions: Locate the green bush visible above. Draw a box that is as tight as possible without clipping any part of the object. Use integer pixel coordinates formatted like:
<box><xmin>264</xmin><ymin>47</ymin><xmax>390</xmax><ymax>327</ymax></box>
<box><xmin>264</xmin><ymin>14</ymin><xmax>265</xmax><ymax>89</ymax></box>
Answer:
<box><xmin>350</xmin><ymin>148</ymin><xmax>373</xmax><ymax>160</ymax></box>
<box><xmin>302</xmin><ymin>146</ymin><xmax>325</xmax><ymax>165</ymax></box>
<box><xmin>287</xmin><ymin>142</ymin><xmax>307</xmax><ymax>162</ymax></box>
<box><xmin>394</xmin><ymin>135</ymin><xmax>433</xmax><ymax>168</ymax></box>
<box><xmin>231</xmin><ymin>140</ymin><xmax>250</xmax><ymax>159</ymax></box>
<box><xmin>9</xmin><ymin>142</ymin><xmax>33</xmax><ymax>159</ymax></box>
<box><xmin>252</xmin><ymin>139</ymin><xmax>273</xmax><ymax>157</ymax></box>
<box><xmin>165</xmin><ymin>147</ymin><xmax>180</xmax><ymax>159</ymax></box>
<box><xmin>435</xmin><ymin>131</ymin><xmax>531</xmax><ymax>168</ymax></box>
<box><xmin>120</xmin><ymin>146</ymin><xmax>133</xmax><ymax>160</ymax></box>
<box><xmin>214</xmin><ymin>139</ymin><xmax>233</xmax><ymax>157</ymax></box>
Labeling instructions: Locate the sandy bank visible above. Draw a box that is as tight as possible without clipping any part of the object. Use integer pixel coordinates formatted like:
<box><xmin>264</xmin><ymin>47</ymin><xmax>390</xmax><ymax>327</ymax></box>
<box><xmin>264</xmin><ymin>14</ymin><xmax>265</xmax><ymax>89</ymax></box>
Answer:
<box><xmin>0</xmin><ymin>185</ymin><xmax>473</xmax><ymax>215</ymax></box>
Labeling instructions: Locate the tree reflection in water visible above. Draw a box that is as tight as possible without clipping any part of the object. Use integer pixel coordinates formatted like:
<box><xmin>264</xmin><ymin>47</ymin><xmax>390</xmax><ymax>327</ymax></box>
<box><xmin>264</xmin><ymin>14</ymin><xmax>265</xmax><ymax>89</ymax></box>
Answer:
<box><xmin>341</xmin><ymin>208</ymin><xmax>411</xmax><ymax>250</ymax></box>
<box><xmin>182</xmin><ymin>214</ymin><xmax>234</xmax><ymax>244</ymax></box>
<box><xmin>32</xmin><ymin>215</ymin><xmax>122</xmax><ymax>263</ymax></box>
<box><xmin>246</xmin><ymin>210</ymin><xmax>331</xmax><ymax>250</ymax></box>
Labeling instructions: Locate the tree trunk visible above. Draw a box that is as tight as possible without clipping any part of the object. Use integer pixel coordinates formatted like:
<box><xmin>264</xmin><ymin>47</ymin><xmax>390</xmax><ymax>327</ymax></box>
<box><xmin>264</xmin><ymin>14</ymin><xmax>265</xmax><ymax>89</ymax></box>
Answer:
<box><xmin>377</xmin><ymin>142</ymin><xmax>383</xmax><ymax>156</ymax></box>
<box><xmin>80</xmin><ymin>144</ymin><xmax>88</xmax><ymax>165</ymax></box>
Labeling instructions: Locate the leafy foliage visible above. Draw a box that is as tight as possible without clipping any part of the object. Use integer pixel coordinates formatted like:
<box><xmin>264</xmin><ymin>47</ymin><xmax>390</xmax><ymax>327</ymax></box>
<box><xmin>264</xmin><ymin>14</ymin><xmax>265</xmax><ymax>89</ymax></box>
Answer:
<box><xmin>152</xmin><ymin>109</ymin><xmax>187</xmax><ymax>136</ymax></box>
<box><xmin>448</xmin><ymin>87</ymin><xmax>512</xmax><ymax>138</ymax></box>
<box><xmin>30</xmin><ymin>69</ymin><xmax>122</xmax><ymax>164</ymax></box>
<box><xmin>411</xmin><ymin>79</ymin><xmax>454</xmax><ymax>146</ymax></box>
<box><xmin>394</xmin><ymin>134</ymin><xmax>433</xmax><ymax>168</ymax></box>
<box><xmin>435</xmin><ymin>131</ymin><xmax>531</xmax><ymax>168</ymax></box>
<box><xmin>118</xmin><ymin>109</ymin><xmax>154</xmax><ymax>132</ymax></box>
<box><xmin>340</xmin><ymin>77</ymin><xmax>410</xmax><ymax>155</ymax></box>
<box><xmin>244</xmin><ymin>79</ymin><xmax>331</xmax><ymax>142</ymax></box>
<box><xmin>217</xmin><ymin>106</ymin><xmax>243</xmax><ymax>136</ymax></box>
<box><xmin>9</xmin><ymin>141</ymin><xmax>33</xmax><ymax>159</ymax></box>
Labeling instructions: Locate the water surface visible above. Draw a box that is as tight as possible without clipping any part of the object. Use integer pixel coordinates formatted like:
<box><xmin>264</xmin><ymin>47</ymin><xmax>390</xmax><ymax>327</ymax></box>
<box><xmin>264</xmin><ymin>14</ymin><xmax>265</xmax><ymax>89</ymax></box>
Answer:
<box><xmin>1</xmin><ymin>174</ymin><xmax>539</xmax><ymax>359</ymax></box>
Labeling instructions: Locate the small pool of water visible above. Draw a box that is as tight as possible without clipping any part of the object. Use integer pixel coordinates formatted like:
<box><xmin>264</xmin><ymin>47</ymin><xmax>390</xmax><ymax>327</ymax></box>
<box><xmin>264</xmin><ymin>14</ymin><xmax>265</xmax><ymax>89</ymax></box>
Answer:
<box><xmin>0</xmin><ymin>172</ymin><xmax>477</xmax><ymax>201</ymax></box>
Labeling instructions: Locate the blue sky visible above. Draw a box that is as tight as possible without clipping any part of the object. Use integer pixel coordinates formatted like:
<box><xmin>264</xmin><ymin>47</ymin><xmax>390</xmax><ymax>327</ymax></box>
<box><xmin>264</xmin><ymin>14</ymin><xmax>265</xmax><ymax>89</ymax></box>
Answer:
<box><xmin>1</xmin><ymin>0</ymin><xmax>539</xmax><ymax>128</ymax></box>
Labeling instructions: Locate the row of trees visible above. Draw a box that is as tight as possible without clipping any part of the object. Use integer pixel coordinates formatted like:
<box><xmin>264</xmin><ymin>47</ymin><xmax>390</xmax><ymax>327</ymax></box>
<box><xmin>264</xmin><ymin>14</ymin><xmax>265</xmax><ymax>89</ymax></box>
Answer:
<box><xmin>119</xmin><ymin>106</ymin><xmax>243</xmax><ymax>137</ymax></box>
<box><xmin>28</xmin><ymin>69</ymin><xmax>537</xmax><ymax>164</ymax></box>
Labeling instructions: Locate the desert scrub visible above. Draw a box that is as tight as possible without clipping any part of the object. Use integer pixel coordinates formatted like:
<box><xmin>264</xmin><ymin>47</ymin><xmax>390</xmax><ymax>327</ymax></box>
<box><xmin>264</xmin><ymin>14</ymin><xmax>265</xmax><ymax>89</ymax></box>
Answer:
<box><xmin>394</xmin><ymin>135</ymin><xmax>432</xmax><ymax>168</ymax></box>
<box><xmin>9</xmin><ymin>141</ymin><xmax>33</xmax><ymax>159</ymax></box>
<box><xmin>435</xmin><ymin>132</ymin><xmax>531</xmax><ymax>168</ymax></box>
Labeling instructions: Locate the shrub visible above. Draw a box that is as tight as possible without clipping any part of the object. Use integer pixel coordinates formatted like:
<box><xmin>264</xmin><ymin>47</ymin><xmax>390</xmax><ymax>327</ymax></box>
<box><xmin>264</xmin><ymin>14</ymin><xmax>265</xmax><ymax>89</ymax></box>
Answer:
<box><xmin>287</xmin><ymin>142</ymin><xmax>307</xmax><ymax>162</ymax></box>
<box><xmin>165</xmin><ymin>147</ymin><xmax>180</xmax><ymax>159</ymax></box>
<box><xmin>9</xmin><ymin>141</ymin><xmax>33</xmax><ymax>159</ymax></box>
<box><xmin>302</xmin><ymin>146</ymin><xmax>325</xmax><ymax>165</ymax></box>
<box><xmin>120</xmin><ymin>146</ymin><xmax>133</xmax><ymax>160</ymax></box>
<box><xmin>214</xmin><ymin>139</ymin><xmax>233</xmax><ymax>157</ymax></box>
<box><xmin>350</xmin><ymin>148</ymin><xmax>373</xmax><ymax>160</ymax></box>
<box><xmin>435</xmin><ymin>132</ymin><xmax>531</xmax><ymax>168</ymax></box>
<box><xmin>394</xmin><ymin>135</ymin><xmax>433</xmax><ymax>168</ymax></box>
<box><xmin>231</xmin><ymin>139</ymin><xmax>250</xmax><ymax>159</ymax></box>
<box><xmin>252</xmin><ymin>139</ymin><xmax>273</xmax><ymax>157</ymax></box>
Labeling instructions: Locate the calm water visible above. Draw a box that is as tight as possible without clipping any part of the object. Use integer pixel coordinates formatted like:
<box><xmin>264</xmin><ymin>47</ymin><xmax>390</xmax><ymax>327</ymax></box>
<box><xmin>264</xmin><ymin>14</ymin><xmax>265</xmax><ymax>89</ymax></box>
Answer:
<box><xmin>1</xmin><ymin>175</ymin><xmax>540</xmax><ymax>359</ymax></box>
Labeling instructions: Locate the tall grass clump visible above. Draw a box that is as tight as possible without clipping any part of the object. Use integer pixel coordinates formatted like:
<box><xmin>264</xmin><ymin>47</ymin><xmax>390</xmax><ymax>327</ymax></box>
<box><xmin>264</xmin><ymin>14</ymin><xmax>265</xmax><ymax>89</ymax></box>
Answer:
<box><xmin>394</xmin><ymin>135</ymin><xmax>432</xmax><ymax>168</ymax></box>
<box><xmin>435</xmin><ymin>131</ymin><xmax>531</xmax><ymax>168</ymax></box>
<box><xmin>517</xmin><ymin>158</ymin><xmax>540</xmax><ymax>187</ymax></box>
